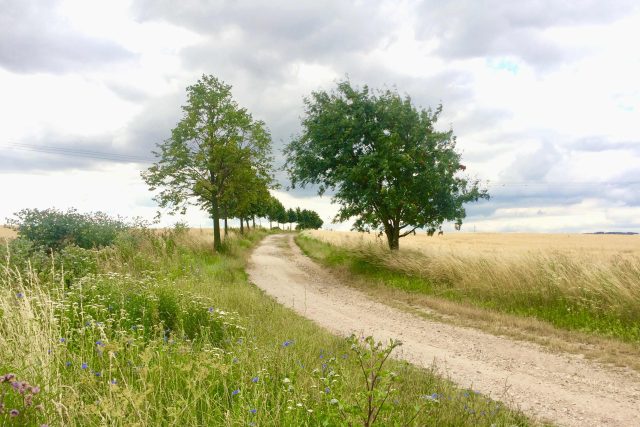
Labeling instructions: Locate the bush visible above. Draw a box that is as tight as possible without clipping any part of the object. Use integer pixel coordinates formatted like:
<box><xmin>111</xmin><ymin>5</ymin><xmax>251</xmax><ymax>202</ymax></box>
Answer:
<box><xmin>7</xmin><ymin>208</ymin><xmax>128</xmax><ymax>252</ymax></box>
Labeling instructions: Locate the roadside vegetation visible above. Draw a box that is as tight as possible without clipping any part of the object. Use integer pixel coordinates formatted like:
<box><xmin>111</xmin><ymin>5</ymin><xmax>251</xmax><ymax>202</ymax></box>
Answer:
<box><xmin>296</xmin><ymin>232</ymin><xmax>640</xmax><ymax>347</ymax></box>
<box><xmin>0</xmin><ymin>210</ymin><xmax>529</xmax><ymax>426</ymax></box>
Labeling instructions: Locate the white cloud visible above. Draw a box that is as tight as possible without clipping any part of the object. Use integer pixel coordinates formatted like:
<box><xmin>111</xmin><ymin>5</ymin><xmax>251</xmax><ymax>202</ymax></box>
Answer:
<box><xmin>1</xmin><ymin>1</ymin><xmax>639</xmax><ymax>232</ymax></box>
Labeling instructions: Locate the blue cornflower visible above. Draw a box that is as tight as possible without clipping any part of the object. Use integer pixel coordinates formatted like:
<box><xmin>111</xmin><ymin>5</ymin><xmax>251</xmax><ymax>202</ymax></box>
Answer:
<box><xmin>319</xmin><ymin>354</ymin><xmax>324</xmax><ymax>359</ymax></box>
<box><xmin>322</xmin><ymin>363</ymin><xmax>327</xmax><ymax>370</ymax></box>
<box><xmin>325</xmin><ymin>387</ymin><xmax>330</xmax><ymax>394</ymax></box>
<box><xmin>251</xmin><ymin>376</ymin><xmax>259</xmax><ymax>383</ymax></box>
<box><xmin>237</xmin><ymin>338</ymin><xmax>243</xmax><ymax>344</ymax></box>
<box><xmin>249</xmin><ymin>409</ymin><xmax>257</xmax><ymax>414</ymax></box>
<box><xmin>208</xmin><ymin>307</ymin><xmax>214</xmax><ymax>313</ymax></box>
<box><xmin>96</xmin><ymin>340</ymin><xmax>105</xmax><ymax>347</ymax></box>
<box><xmin>65</xmin><ymin>361</ymin><xmax>72</xmax><ymax>367</ymax></box>
<box><xmin>16</xmin><ymin>292</ymin><xmax>23</xmax><ymax>298</ymax></box>
<box><xmin>81</xmin><ymin>363</ymin><xmax>88</xmax><ymax>370</ymax></box>
<box><xmin>94</xmin><ymin>371</ymin><xmax>102</xmax><ymax>377</ymax></box>
<box><xmin>59</xmin><ymin>338</ymin><xmax>66</xmax><ymax>343</ymax></box>
<box><xmin>232</xmin><ymin>357</ymin><xmax>239</xmax><ymax>363</ymax></box>
<box><xmin>282</xmin><ymin>340</ymin><xmax>293</xmax><ymax>347</ymax></box>
<box><xmin>231</xmin><ymin>389</ymin><xmax>240</xmax><ymax>396</ymax></box>
<box><xmin>111</xmin><ymin>379</ymin><xmax>117</xmax><ymax>385</ymax></box>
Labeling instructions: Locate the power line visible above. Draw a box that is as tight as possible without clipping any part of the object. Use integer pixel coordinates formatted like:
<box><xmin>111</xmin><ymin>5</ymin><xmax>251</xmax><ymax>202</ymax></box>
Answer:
<box><xmin>2</xmin><ymin>142</ymin><xmax>152</xmax><ymax>163</ymax></box>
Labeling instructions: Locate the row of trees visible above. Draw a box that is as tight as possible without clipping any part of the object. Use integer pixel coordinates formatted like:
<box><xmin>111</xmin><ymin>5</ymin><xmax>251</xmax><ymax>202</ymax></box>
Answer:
<box><xmin>141</xmin><ymin>75</ymin><xmax>323</xmax><ymax>251</ymax></box>
<box><xmin>144</xmin><ymin>74</ymin><xmax>486</xmax><ymax>251</ymax></box>
<box><xmin>264</xmin><ymin>196</ymin><xmax>323</xmax><ymax>230</ymax></box>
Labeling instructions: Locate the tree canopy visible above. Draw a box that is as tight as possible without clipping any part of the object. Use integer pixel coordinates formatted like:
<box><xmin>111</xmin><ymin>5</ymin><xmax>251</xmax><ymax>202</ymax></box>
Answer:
<box><xmin>142</xmin><ymin>75</ymin><xmax>273</xmax><ymax>251</ymax></box>
<box><xmin>285</xmin><ymin>80</ymin><xmax>488</xmax><ymax>250</ymax></box>
<box><xmin>295</xmin><ymin>208</ymin><xmax>323</xmax><ymax>230</ymax></box>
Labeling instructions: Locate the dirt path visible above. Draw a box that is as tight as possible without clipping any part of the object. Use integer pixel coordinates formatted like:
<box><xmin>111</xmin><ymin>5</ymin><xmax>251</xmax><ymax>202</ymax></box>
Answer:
<box><xmin>247</xmin><ymin>234</ymin><xmax>640</xmax><ymax>426</ymax></box>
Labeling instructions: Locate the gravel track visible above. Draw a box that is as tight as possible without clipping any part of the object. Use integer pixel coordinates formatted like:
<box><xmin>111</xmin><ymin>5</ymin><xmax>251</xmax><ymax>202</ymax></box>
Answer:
<box><xmin>247</xmin><ymin>234</ymin><xmax>640</xmax><ymax>426</ymax></box>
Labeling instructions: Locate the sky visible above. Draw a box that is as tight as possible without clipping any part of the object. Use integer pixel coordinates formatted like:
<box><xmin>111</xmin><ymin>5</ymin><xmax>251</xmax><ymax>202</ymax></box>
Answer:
<box><xmin>1</xmin><ymin>0</ymin><xmax>639</xmax><ymax>233</ymax></box>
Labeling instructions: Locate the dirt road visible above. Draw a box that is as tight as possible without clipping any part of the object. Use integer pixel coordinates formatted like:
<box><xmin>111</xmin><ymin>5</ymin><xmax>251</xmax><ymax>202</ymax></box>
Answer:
<box><xmin>247</xmin><ymin>234</ymin><xmax>640</xmax><ymax>426</ymax></box>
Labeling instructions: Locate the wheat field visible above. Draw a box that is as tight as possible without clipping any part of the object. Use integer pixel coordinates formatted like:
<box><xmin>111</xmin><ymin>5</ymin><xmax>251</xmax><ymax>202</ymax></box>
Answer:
<box><xmin>306</xmin><ymin>230</ymin><xmax>640</xmax><ymax>259</ymax></box>
<box><xmin>0</xmin><ymin>226</ymin><xmax>17</xmax><ymax>240</ymax></box>
<box><xmin>302</xmin><ymin>230</ymin><xmax>640</xmax><ymax>342</ymax></box>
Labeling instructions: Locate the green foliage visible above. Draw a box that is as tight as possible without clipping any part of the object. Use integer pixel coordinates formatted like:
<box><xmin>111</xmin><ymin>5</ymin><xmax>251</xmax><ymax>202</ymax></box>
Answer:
<box><xmin>6</xmin><ymin>208</ymin><xmax>127</xmax><ymax>252</ymax></box>
<box><xmin>0</xmin><ymin>227</ymin><xmax>529</xmax><ymax>426</ymax></box>
<box><xmin>296</xmin><ymin>208</ymin><xmax>324</xmax><ymax>230</ymax></box>
<box><xmin>142</xmin><ymin>74</ymin><xmax>274</xmax><ymax>251</ymax></box>
<box><xmin>266</xmin><ymin>196</ymin><xmax>286</xmax><ymax>228</ymax></box>
<box><xmin>285</xmin><ymin>80</ymin><xmax>489</xmax><ymax>249</ymax></box>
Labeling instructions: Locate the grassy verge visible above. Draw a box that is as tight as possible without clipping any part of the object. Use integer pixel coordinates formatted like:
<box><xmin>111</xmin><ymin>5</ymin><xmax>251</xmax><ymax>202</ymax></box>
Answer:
<box><xmin>295</xmin><ymin>234</ymin><xmax>640</xmax><ymax>367</ymax></box>
<box><xmin>0</xmin><ymin>228</ymin><xmax>530</xmax><ymax>426</ymax></box>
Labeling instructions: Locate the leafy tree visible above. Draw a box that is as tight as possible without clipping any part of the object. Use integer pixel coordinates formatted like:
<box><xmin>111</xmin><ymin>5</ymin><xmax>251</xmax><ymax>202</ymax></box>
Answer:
<box><xmin>285</xmin><ymin>80</ymin><xmax>488</xmax><ymax>250</ymax></box>
<box><xmin>295</xmin><ymin>209</ymin><xmax>323</xmax><ymax>230</ymax></box>
<box><xmin>142</xmin><ymin>75</ymin><xmax>273</xmax><ymax>251</ymax></box>
<box><xmin>286</xmin><ymin>208</ymin><xmax>297</xmax><ymax>230</ymax></box>
<box><xmin>266</xmin><ymin>196</ymin><xmax>286</xmax><ymax>229</ymax></box>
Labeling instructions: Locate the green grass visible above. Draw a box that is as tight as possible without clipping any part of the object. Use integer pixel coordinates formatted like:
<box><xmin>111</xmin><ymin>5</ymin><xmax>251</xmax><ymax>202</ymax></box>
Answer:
<box><xmin>0</xmin><ymin>228</ymin><xmax>530</xmax><ymax>426</ymax></box>
<box><xmin>296</xmin><ymin>234</ymin><xmax>640</xmax><ymax>343</ymax></box>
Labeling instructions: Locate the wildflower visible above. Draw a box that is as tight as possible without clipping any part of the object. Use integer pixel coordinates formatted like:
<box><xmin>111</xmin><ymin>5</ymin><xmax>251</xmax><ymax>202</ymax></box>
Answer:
<box><xmin>251</xmin><ymin>376</ymin><xmax>259</xmax><ymax>383</ymax></box>
<box><xmin>237</xmin><ymin>338</ymin><xmax>243</xmax><ymax>344</ymax></box>
<box><xmin>282</xmin><ymin>378</ymin><xmax>291</xmax><ymax>384</ymax></box>
<box><xmin>65</xmin><ymin>361</ymin><xmax>72</xmax><ymax>367</ymax></box>
<box><xmin>16</xmin><ymin>292</ymin><xmax>23</xmax><ymax>299</ymax></box>
<box><xmin>208</xmin><ymin>307</ymin><xmax>214</xmax><ymax>313</ymax></box>
<box><xmin>231</xmin><ymin>389</ymin><xmax>240</xmax><ymax>396</ymax></box>
<box><xmin>232</xmin><ymin>357</ymin><xmax>239</xmax><ymax>363</ymax></box>
<box><xmin>96</xmin><ymin>340</ymin><xmax>105</xmax><ymax>347</ymax></box>
<box><xmin>31</xmin><ymin>386</ymin><xmax>40</xmax><ymax>394</ymax></box>
<box><xmin>322</xmin><ymin>363</ymin><xmax>327</xmax><ymax>370</ymax></box>
<box><xmin>59</xmin><ymin>338</ymin><xmax>66</xmax><ymax>343</ymax></box>
<box><xmin>325</xmin><ymin>387</ymin><xmax>330</xmax><ymax>394</ymax></box>
<box><xmin>111</xmin><ymin>379</ymin><xmax>117</xmax><ymax>385</ymax></box>
<box><xmin>95</xmin><ymin>371</ymin><xmax>102</xmax><ymax>377</ymax></box>
<box><xmin>10</xmin><ymin>409</ymin><xmax>19</xmax><ymax>417</ymax></box>
<box><xmin>330</xmin><ymin>398</ymin><xmax>339</xmax><ymax>405</ymax></box>
<box><xmin>249</xmin><ymin>409</ymin><xmax>257</xmax><ymax>414</ymax></box>
<box><xmin>282</xmin><ymin>340</ymin><xmax>293</xmax><ymax>347</ymax></box>
<box><xmin>81</xmin><ymin>363</ymin><xmax>88</xmax><ymax>370</ymax></box>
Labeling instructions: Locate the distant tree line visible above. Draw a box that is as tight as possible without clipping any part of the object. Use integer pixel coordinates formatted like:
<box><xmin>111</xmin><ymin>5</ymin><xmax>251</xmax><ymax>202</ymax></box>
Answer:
<box><xmin>264</xmin><ymin>196</ymin><xmax>323</xmax><ymax>230</ymax></box>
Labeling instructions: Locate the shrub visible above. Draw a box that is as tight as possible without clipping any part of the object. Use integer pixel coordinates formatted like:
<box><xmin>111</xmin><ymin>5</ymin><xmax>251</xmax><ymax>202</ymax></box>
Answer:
<box><xmin>7</xmin><ymin>208</ymin><xmax>128</xmax><ymax>252</ymax></box>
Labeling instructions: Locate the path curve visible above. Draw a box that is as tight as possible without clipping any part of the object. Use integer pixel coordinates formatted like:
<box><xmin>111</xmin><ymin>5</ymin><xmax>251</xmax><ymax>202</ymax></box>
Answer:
<box><xmin>247</xmin><ymin>234</ymin><xmax>640</xmax><ymax>426</ymax></box>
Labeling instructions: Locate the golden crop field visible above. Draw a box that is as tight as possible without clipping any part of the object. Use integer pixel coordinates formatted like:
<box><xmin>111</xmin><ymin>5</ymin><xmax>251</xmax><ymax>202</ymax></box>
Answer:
<box><xmin>305</xmin><ymin>230</ymin><xmax>640</xmax><ymax>259</ymax></box>
<box><xmin>302</xmin><ymin>230</ymin><xmax>640</xmax><ymax>343</ymax></box>
<box><xmin>0</xmin><ymin>226</ymin><xmax>17</xmax><ymax>240</ymax></box>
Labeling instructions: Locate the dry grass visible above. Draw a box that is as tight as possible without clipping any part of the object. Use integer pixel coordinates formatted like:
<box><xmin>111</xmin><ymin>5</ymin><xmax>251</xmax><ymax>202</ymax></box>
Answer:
<box><xmin>300</xmin><ymin>231</ymin><xmax>640</xmax><ymax>341</ymax></box>
<box><xmin>308</xmin><ymin>230</ymin><xmax>640</xmax><ymax>259</ymax></box>
<box><xmin>297</xmin><ymin>231</ymin><xmax>640</xmax><ymax>369</ymax></box>
<box><xmin>0</xmin><ymin>226</ymin><xmax>17</xmax><ymax>240</ymax></box>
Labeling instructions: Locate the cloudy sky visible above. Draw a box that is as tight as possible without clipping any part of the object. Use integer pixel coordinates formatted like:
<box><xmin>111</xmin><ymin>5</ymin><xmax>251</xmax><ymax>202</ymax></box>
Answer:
<box><xmin>1</xmin><ymin>0</ymin><xmax>639</xmax><ymax>232</ymax></box>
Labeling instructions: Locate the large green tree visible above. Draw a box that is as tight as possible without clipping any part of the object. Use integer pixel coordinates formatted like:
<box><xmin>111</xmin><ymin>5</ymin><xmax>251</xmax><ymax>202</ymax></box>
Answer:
<box><xmin>142</xmin><ymin>75</ymin><xmax>273</xmax><ymax>251</ymax></box>
<box><xmin>285</xmin><ymin>80</ymin><xmax>488</xmax><ymax>250</ymax></box>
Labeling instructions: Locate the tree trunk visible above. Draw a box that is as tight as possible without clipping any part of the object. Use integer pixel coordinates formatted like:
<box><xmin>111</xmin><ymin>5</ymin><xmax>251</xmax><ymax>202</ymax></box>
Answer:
<box><xmin>211</xmin><ymin>197</ymin><xmax>222</xmax><ymax>252</ymax></box>
<box><xmin>269</xmin><ymin>219</ymin><xmax>272</xmax><ymax>229</ymax></box>
<box><xmin>223</xmin><ymin>207</ymin><xmax>228</xmax><ymax>238</ymax></box>
<box><xmin>384</xmin><ymin>223</ymin><xmax>400</xmax><ymax>250</ymax></box>
<box><xmin>240</xmin><ymin>217</ymin><xmax>244</xmax><ymax>234</ymax></box>
<box><xmin>252</xmin><ymin>216</ymin><xmax>256</xmax><ymax>229</ymax></box>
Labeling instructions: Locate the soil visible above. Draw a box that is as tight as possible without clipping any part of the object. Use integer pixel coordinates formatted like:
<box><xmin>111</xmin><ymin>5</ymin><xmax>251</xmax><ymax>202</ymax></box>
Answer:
<box><xmin>247</xmin><ymin>234</ymin><xmax>640</xmax><ymax>427</ymax></box>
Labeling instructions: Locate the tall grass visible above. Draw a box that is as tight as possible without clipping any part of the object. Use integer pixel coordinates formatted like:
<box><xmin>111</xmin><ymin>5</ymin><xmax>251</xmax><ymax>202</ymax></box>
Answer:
<box><xmin>0</xmin><ymin>228</ymin><xmax>529</xmax><ymax>426</ymax></box>
<box><xmin>298</xmin><ymin>232</ymin><xmax>640</xmax><ymax>343</ymax></box>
